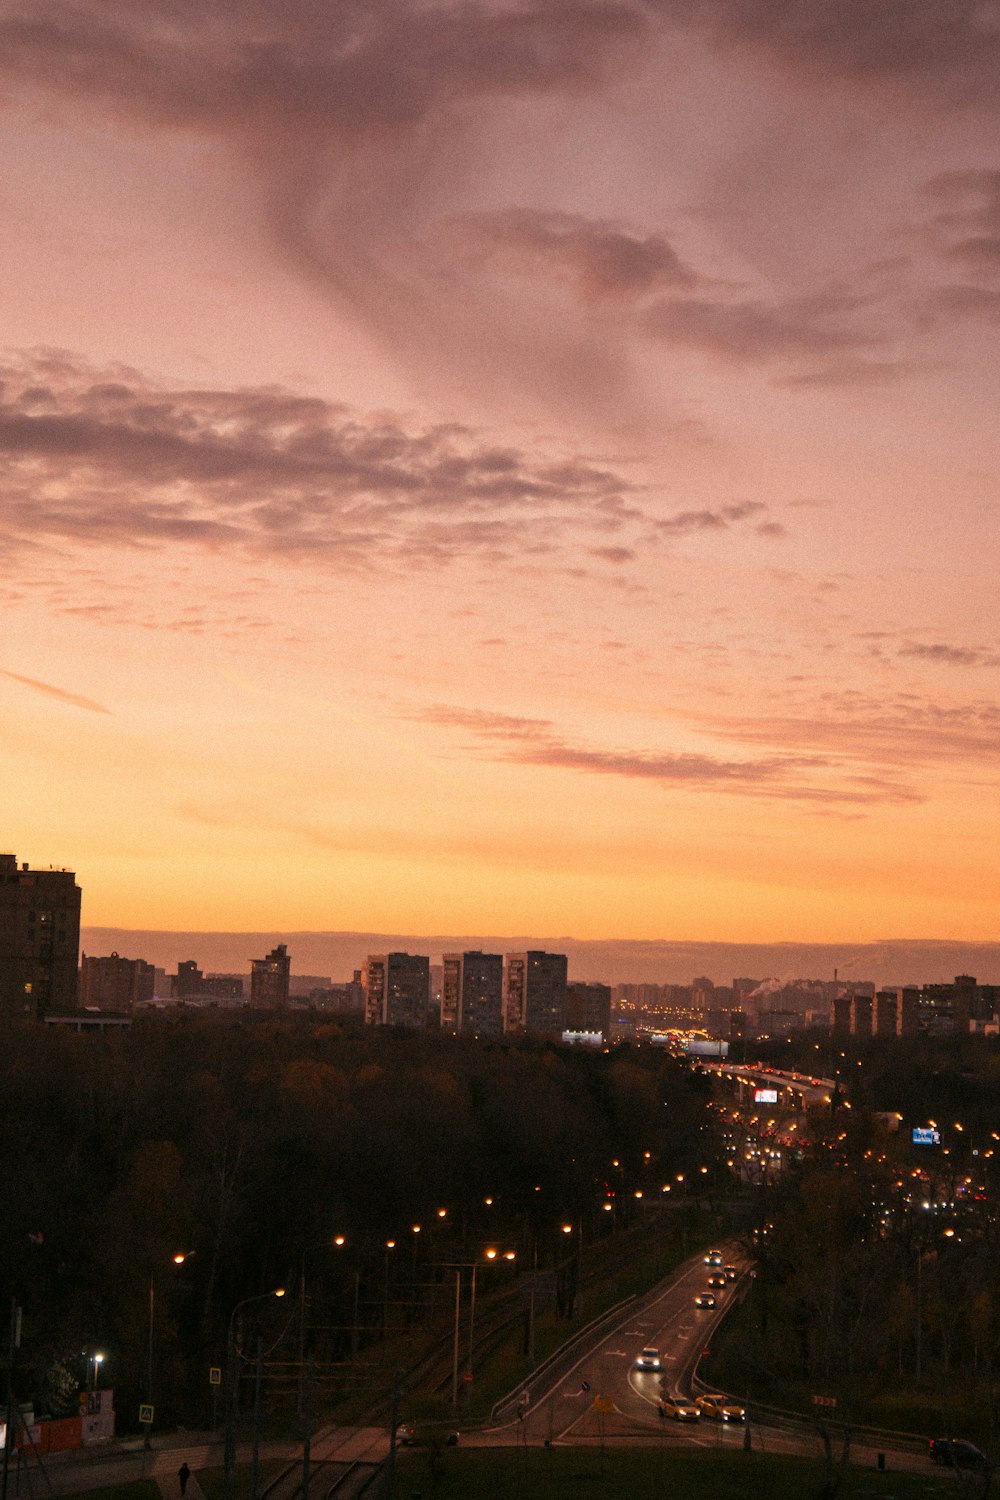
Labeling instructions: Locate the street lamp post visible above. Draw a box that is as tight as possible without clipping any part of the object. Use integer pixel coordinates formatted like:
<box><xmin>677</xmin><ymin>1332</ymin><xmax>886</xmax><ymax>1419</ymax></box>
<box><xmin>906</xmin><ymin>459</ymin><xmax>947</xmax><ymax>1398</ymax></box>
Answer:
<box><xmin>223</xmin><ymin>1289</ymin><xmax>284</xmax><ymax>1500</ymax></box>
<box><xmin>383</xmin><ymin>1241</ymin><xmax>395</xmax><ymax>1339</ymax></box>
<box><xmin>90</xmin><ymin>1353</ymin><xmax>104</xmax><ymax>1392</ymax></box>
<box><xmin>145</xmin><ymin>1252</ymin><xmax>195</xmax><ymax>1451</ymax></box>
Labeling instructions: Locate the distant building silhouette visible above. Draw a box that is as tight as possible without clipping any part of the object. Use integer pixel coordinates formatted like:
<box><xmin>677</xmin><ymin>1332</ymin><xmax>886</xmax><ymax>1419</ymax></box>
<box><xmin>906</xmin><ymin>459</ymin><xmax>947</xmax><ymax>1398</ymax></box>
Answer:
<box><xmin>564</xmin><ymin>980</ymin><xmax>611</xmax><ymax>1039</ymax></box>
<box><xmin>80</xmin><ymin>951</ymin><xmax>154</xmax><ymax>1012</ymax></box>
<box><xmin>504</xmin><ymin>950</ymin><xmax>567</xmax><ymax>1034</ymax></box>
<box><xmin>364</xmin><ymin>952</ymin><xmax>429</xmax><ymax>1027</ymax></box>
<box><xmin>0</xmin><ymin>853</ymin><xmax>81</xmax><ymax>1019</ymax></box>
<box><xmin>441</xmin><ymin>951</ymin><xmax>503</xmax><ymax>1034</ymax></box>
<box><xmin>250</xmin><ymin>943</ymin><xmax>291</xmax><ymax>1008</ymax></box>
<box><xmin>172</xmin><ymin>959</ymin><xmax>204</xmax><ymax>998</ymax></box>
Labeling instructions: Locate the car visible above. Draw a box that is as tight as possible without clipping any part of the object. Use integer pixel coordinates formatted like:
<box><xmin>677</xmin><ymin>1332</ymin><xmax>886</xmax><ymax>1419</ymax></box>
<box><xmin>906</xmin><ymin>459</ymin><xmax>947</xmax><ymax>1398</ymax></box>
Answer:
<box><xmin>395</xmin><ymin>1422</ymin><xmax>464</xmax><ymax>1446</ymax></box>
<box><xmin>696</xmin><ymin>1393</ymin><xmax>746</xmax><ymax>1423</ymax></box>
<box><xmin>695</xmin><ymin>1292</ymin><xmax>716</xmax><ymax>1309</ymax></box>
<box><xmin>723</xmin><ymin>1265</ymin><xmax>737</xmax><ymax>1281</ymax></box>
<box><xmin>707</xmin><ymin>1274</ymin><xmax>727</xmax><ymax>1288</ymax></box>
<box><xmin>635</xmin><ymin>1347</ymin><xmax>662</xmax><ymax>1370</ymax></box>
<box><xmin>929</xmin><ymin>1438</ymin><xmax>987</xmax><ymax>1470</ymax></box>
<box><xmin>704</xmin><ymin>1250</ymin><xmax>723</xmax><ymax>1266</ymax></box>
<box><xmin>659</xmin><ymin>1394</ymin><xmax>700</xmax><ymax>1422</ymax></box>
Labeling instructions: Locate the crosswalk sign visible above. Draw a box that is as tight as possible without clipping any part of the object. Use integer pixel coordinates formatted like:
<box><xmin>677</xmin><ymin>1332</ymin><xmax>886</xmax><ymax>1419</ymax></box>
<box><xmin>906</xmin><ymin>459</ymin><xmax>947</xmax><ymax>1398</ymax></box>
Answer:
<box><xmin>139</xmin><ymin>1404</ymin><xmax>154</xmax><ymax>1425</ymax></box>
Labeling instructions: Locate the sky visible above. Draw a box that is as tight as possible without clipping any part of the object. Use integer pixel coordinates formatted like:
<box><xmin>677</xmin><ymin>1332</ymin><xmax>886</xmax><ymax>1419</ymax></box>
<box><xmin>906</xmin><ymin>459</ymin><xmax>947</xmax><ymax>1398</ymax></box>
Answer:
<box><xmin>2</xmin><ymin>0</ymin><xmax>999</xmax><ymax>944</ymax></box>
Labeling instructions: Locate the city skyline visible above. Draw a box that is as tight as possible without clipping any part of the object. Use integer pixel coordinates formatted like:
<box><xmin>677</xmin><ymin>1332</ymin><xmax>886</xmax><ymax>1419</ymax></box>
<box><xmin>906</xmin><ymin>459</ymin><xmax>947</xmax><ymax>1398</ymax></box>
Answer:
<box><xmin>2</xmin><ymin>2</ymin><xmax>998</xmax><ymax>942</ymax></box>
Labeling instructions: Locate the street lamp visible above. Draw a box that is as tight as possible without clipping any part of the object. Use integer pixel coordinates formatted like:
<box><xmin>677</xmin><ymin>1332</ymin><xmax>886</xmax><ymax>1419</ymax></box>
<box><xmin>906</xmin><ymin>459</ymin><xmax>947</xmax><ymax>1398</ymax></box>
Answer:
<box><xmin>223</xmin><ymin>1289</ymin><xmax>285</xmax><ymax>1500</ymax></box>
<box><xmin>146</xmin><ymin>1252</ymin><xmax>197</xmax><ymax>1449</ymax></box>
<box><xmin>383</xmin><ymin>1241</ymin><xmax>396</xmax><ymax>1338</ymax></box>
<box><xmin>90</xmin><ymin>1352</ymin><xmax>104</xmax><ymax>1392</ymax></box>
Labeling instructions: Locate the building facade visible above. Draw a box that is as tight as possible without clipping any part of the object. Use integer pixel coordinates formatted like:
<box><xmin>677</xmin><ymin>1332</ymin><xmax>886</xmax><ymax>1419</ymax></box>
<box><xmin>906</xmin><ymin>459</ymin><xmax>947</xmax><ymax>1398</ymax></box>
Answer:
<box><xmin>441</xmin><ymin>951</ymin><xmax>503</xmax><ymax>1034</ymax></box>
<box><xmin>0</xmin><ymin>854</ymin><xmax>82</xmax><ymax>1019</ymax></box>
<box><xmin>564</xmin><ymin>980</ymin><xmax>611</xmax><ymax>1039</ymax></box>
<box><xmin>79</xmin><ymin>952</ymin><xmax>155</xmax><ymax>1012</ymax></box>
<box><xmin>504</xmin><ymin>950</ymin><xmax>568</xmax><ymax>1034</ymax></box>
<box><xmin>364</xmin><ymin>952</ymin><xmax>430</xmax><ymax>1027</ymax></box>
<box><xmin>250</xmin><ymin>943</ymin><xmax>291</xmax><ymax>1008</ymax></box>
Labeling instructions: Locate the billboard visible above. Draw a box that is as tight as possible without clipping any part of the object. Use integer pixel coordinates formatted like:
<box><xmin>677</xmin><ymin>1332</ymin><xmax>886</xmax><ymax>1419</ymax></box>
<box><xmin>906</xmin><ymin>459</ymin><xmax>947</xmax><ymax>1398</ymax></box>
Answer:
<box><xmin>912</xmin><ymin>1127</ymin><xmax>941</xmax><ymax>1146</ymax></box>
<box><xmin>687</xmin><ymin>1039</ymin><xmax>729</xmax><ymax>1058</ymax></box>
<box><xmin>754</xmin><ymin>1087</ymin><xmax>779</xmax><ymax>1103</ymax></box>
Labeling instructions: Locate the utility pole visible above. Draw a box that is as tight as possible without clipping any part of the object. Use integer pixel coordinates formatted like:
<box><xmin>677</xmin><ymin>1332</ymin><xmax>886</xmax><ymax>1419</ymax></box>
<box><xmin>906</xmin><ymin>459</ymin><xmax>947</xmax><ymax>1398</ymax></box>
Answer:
<box><xmin>301</xmin><ymin>1354</ymin><xmax>313</xmax><ymax>1500</ymax></box>
<box><xmin>386</xmin><ymin>1370</ymin><xmax>400</xmax><ymax>1500</ymax></box>
<box><xmin>2</xmin><ymin>1300</ymin><xmax>21</xmax><ymax>1500</ymax></box>
<box><xmin>250</xmin><ymin>1336</ymin><xmax>262</xmax><ymax>1500</ymax></box>
<box><xmin>450</xmin><ymin>1271</ymin><xmax>461</xmax><ymax>1411</ymax></box>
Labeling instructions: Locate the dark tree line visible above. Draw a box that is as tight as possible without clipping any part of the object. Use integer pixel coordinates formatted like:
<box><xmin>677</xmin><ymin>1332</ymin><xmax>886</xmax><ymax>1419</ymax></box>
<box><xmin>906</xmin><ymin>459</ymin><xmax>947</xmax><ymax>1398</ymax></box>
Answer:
<box><xmin>0</xmin><ymin>1016</ymin><xmax>713</xmax><ymax>1426</ymax></box>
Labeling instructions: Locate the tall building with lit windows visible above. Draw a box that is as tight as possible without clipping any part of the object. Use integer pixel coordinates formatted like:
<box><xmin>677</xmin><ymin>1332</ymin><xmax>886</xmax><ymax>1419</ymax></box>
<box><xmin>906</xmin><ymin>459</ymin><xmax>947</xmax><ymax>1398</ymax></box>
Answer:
<box><xmin>250</xmin><ymin>943</ymin><xmax>291</xmax><ymax>1008</ymax></box>
<box><xmin>0</xmin><ymin>853</ymin><xmax>82</xmax><ymax>1019</ymax></box>
<box><xmin>441</xmin><ymin>951</ymin><xmax>503</xmax><ymax>1035</ymax></box>
<box><xmin>504</xmin><ymin>950</ymin><xmax>567</xmax><ymax>1035</ymax></box>
<box><xmin>364</xmin><ymin>952</ymin><xmax>430</xmax><ymax>1028</ymax></box>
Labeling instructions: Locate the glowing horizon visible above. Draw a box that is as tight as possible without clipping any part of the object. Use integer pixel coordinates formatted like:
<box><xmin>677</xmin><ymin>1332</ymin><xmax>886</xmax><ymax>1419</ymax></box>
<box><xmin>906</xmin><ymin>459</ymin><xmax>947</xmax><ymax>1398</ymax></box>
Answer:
<box><xmin>3</xmin><ymin>2</ymin><xmax>998</xmax><ymax>943</ymax></box>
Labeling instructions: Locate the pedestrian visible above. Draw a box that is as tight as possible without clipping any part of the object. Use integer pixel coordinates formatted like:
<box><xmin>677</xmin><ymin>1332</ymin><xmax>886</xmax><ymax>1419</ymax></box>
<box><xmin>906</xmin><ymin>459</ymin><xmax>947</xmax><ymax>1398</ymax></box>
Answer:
<box><xmin>178</xmin><ymin>1462</ymin><xmax>191</xmax><ymax>1495</ymax></box>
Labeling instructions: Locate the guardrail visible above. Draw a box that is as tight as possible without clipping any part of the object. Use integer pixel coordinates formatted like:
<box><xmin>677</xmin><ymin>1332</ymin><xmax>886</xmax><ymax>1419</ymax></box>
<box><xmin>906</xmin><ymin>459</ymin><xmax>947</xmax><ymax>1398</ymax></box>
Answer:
<box><xmin>489</xmin><ymin>1293</ymin><xmax>637</xmax><ymax>1424</ymax></box>
<box><xmin>690</xmin><ymin>1353</ymin><xmax>932</xmax><ymax>1456</ymax></box>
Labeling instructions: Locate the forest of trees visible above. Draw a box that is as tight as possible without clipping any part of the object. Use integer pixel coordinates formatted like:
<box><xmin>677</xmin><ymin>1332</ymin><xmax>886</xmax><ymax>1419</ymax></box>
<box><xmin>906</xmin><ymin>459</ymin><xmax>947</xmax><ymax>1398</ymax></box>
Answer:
<box><xmin>713</xmin><ymin>1034</ymin><xmax>1000</xmax><ymax>1447</ymax></box>
<box><xmin>0</xmin><ymin>1016</ymin><xmax>714</xmax><ymax>1428</ymax></box>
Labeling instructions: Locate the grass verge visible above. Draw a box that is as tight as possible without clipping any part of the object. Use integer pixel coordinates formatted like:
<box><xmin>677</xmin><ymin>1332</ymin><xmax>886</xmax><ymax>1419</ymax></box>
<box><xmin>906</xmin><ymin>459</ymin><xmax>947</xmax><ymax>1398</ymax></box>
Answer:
<box><xmin>394</xmin><ymin>1444</ymin><xmax>969</xmax><ymax>1500</ymax></box>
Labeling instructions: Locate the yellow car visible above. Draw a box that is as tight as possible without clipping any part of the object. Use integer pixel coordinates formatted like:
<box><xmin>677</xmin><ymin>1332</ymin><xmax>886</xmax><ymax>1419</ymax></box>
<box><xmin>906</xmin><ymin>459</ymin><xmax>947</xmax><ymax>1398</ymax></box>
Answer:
<box><xmin>696</xmin><ymin>1393</ymin><xmax>746</xmax><ymax>1423</ymax></box>
<box><xmin>659</xmin><ymin>1394</ymin><xmax>701</xmax><ymax>1422</ymax></box>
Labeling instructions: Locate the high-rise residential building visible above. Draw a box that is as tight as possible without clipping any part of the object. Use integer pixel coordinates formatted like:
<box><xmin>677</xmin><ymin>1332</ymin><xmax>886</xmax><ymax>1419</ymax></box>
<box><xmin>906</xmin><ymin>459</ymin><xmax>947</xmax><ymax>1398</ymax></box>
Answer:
<box><xmin>564</xmin><ymin>981</ymin><xmax>611</xmax><ymax>1038</ymax></box>
<box><xmin>250</xmin><ymin>943</ymin><xmax>291</xmax><ymax>1008</ymax></box>
<box><xmin>0</xmin><ymin>853</ymin><xmax>82</xmax><ymax>1019</ymax></box>
<box><xmin>849</xmin><ymin>994</ymin><xmax>873</xmax><ymax>1039</ymax></box>
<box><xmin>79</xmin><ymin>952</ymin><xmax>155</xmax><ymax>1012</ymax></box>
<box><xmin>830</xmin><ymin>994</ymin><xmax>852</xmax><ymax>1037</ymax></box>
<box><xmin>364</xmin><ymin>952</ymin><xmax>429</xmax><ymax>1027</ymax></box>
<box><xmin>504</xmin><ymin>950</ymin><xmax>568</xmax><ymax>1034</ymax></box>
<box><xmin>873</xmin><ymin>990</ymin><xmax>897</xmax><ymax>1037</ymax></box>
<box><xmin>441</xmin><ymin>952</ymin><xmax>503</xmax><ymax>1034</ymax></box>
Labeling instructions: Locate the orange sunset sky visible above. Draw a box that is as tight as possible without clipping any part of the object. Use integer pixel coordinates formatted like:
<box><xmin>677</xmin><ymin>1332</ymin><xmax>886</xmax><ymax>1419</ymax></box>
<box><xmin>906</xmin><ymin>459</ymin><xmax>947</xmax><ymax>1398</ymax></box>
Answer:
<box><xmin>2</xmin><ymin>0</ymin><xmax>998</xmax><ymax>942</ymax></box>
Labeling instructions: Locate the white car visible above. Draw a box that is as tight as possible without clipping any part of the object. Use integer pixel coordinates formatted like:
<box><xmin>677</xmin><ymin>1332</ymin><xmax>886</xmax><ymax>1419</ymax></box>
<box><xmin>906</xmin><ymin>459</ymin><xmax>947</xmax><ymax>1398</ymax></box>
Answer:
<box><xmin>635</xmin><ymin>1347</ymin><xmax>662</xmax><ymax>1371</ymax></box>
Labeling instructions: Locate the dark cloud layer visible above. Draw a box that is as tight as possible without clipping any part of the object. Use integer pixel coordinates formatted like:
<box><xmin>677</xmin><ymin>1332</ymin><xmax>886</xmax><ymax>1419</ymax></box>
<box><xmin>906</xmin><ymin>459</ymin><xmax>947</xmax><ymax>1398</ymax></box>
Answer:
<box><xmin>665</xmin><ymin>0</ymin><xmax>1000</xmax><ymax>100</ymax></box>
<box><xmin>0</xmin><ymin>351</ymin><xmax>785</xmax><ymax>569</ymax></box>
<box><xmin>4</xmin><ymin>0</ymin><xmax>997</xmax><ymax>140</ymax></box>
<box><xmin>0</xmin><ymin>351</ymin><xmax>638</xmax><ymax>568</ymax></box>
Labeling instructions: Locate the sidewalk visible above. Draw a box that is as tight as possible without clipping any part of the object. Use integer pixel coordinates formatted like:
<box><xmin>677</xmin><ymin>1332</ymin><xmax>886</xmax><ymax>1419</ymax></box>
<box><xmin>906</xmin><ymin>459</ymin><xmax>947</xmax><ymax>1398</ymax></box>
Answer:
<box><xmin>7</xmin><ymin>1433</ymin><xmax>298</xmax><ymax>1498</ymax></box>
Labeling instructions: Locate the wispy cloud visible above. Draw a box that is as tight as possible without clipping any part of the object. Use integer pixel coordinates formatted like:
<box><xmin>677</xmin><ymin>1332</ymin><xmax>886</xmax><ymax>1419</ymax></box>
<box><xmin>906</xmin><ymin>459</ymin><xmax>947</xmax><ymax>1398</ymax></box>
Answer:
<box><xmin>447</xmin><ymin>208</ymin><xmax>696</xmax><ymax>301</ymax></box>
<box><xmin>411</xmin><ymin>703</ymin><xmax>919</xmax><ymax>806</ymax></box>
<box><xmin>641</xmin><ymin>291</ymin><xmax>881</xmax><ymax>365</ymax></box>
<box><xmin>702</xmin><ymin>695</ymin><xmax>1000</xmax><ymax>769</ymax></box>
<box><xmin>899</xmin><ymin>641</ymin><xmax>999</xmax><ymax>668</ymax></box>
<box><xmin>0</xmin><ymin>667</ymin><xmax>111</xmax><ymax>714</ymax></box>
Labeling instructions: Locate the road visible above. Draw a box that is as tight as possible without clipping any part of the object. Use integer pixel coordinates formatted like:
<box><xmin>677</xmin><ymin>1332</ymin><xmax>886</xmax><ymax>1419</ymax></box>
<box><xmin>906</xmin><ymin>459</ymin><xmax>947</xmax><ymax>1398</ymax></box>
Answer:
<box><xmin>467</xmin><ymin>1248</ymin><xmax>934</xmax><ymax>1482</ymax></box>
<box><xmin>25</xmin><ymin>1249</ymin><xmax>936</xmax><ymax>1495</ymax></box>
